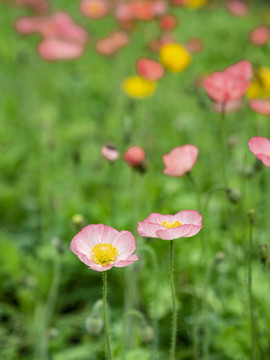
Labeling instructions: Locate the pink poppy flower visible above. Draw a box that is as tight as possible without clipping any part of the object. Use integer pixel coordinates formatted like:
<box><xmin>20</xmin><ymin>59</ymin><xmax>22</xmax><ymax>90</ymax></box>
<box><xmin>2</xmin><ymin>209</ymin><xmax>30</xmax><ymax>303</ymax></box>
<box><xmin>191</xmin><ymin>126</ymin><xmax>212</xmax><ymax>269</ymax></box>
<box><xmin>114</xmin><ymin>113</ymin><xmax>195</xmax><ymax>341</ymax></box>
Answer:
<box><xmin>123</xmin><ymin>146</ymin><xmax>146</xmax><ymax>167</ymax></box>
<box><xmin>249</xmin><ymin>98</ymin><xmax>270</xmax><ymax>116</ymax></box>
<box><xmin>15</xmin><ymin>16</ymin><xmax>43</xmax><ymax>35</ymax></box>
<box><xmin>38</xmin><ymin>38</ymin><xmax>85</xmax><ymax>61</ymax></box>
<box><xmin>163</xmin><ymin>145</ymin><xmax>199</xmax><ymax>177</ymax></box>
<box><xmin>95</xmin><ymin>31</ymin><xmax>129</xmax><ymax>56</ymax></box>
<box><xmin>130</xmin><ymin>1</ymin><xmax>155</xmax><ymax>21</ymax></box>
<box><xmin>70</xmin><ymin>224</ymin><xmax>139</xmax><ymax>271</ymax></box>
<box><xmin>212</xmin><ymin>99</ymin><xmax>243</xmax><ymax>113</ymax></box>
<box><xmin>185</xmin><ymin>37</ymin><xmax>204</xmax><ymax>54</ymax></box>
<box><xmin>79</xmin><ymin>0</ymin><xmax>109</xmax><ymax>19</ymax></box>
<box><xmin>137</xmin><ymin>210</ymin><xmax>203</xmax><ymax>240</ymax></box>
<box><xmin>136</xmin><ymin>57</ymin><xmax>165</xmax><ymax>81</ymax></box>
<box><xmin>114</xmin><ymin>3</ymin><xmax>133</xmax><ymax>22</ymax></box>
<box><xmin>203</xmin><ymin>71</ymin><xmax>250</xmax><ymax>103</ymax></box>
<box><xmin>151</xmin><ymin>0</ymin><xmax>168</xmax><ymax>16</ymax></box>
<box><xmin>249</xmin><ymin>26</ymin><xmax>270</xmax><ymax>47</ymax></box>
<box><xmin>101</xmin><ymin>144</ymin><xmax>119</xmax><ymax>161</ymax></box>
<box><xmin>248</xmin><ymin>137</ymin><xmax>270</xmax><ymax>167</ymax></box>
<box><xmin>225</xmin><ymin>60</ymin><xmax>253</xmax><ymax>81</ymax></box>
<box><xmin>226</xmin><ymin>0</ymin><xmax>250</xmax><ymax>17</ymax></box>
<box><xmin>158</xmin><ymin>14</ymin><xmax>178</xmax><ymax>31</ymax></box>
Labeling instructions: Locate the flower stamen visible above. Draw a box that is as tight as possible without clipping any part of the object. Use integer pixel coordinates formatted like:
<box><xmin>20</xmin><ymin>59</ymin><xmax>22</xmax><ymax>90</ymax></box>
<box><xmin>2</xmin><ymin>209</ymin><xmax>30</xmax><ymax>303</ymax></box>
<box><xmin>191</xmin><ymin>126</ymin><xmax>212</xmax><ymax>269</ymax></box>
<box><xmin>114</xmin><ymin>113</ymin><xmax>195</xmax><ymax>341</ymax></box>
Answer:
<box><xmin>162</xmin><ymin>220</ymin><xmax>182</xmax><ymax>228</ymax></box>
<box><xmin>90</xmin><ymin>243</ymin><xmax>118</xmax><ymax>266</ymax></box>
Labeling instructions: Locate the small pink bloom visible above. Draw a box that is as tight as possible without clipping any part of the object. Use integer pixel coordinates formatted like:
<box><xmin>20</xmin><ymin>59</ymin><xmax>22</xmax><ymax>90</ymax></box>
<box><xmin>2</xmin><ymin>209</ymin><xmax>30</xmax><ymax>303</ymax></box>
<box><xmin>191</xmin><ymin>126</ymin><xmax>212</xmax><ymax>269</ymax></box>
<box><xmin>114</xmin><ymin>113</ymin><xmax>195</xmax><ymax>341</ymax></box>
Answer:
<box><xmin>151</xmin><ymin>0</ymin><xmax>168</xmax><ymax>16</ymax></box>
<box><xmin>123</xmin><ymin>146</ymin><xmax>146</xmax><ymax>167</ymax></box>
<box><xmin>249</xmin><ymin>25</ymin><xmax>270</xmax><ymax>47</ymax></box>
<box><xmin>212</xmin><ymin>99</ymin><xmax>243</xmax><ymax>113</ymax></box>
<box><xmin>101</xmin><ymin>144</ymin><xmax>119</xmax><ymax>161</ymax></box>
<box><xmin>79</xmin><ymin>0</ymin><xmax>109</xmax><ymax>19</ymax></box>
<box><xmin>163</xmin><ymin>145</ymin><xmax>199</xmax><ymax>177</ymax></box>
<box><xmin>70</xmin><ymin>224</ymin><xmax>139</xmax><ymax>271</ymax></box>
<box><xmin>136</xmin><ymin>57</ymin><xmax>165</xmax><ymax>81</ymax></box>
<box><xmin>114</xmin><ymin>3</ymin><xmax>133</xmax><ymax>22</ymax></box>
<box><xmin>158</xmin><ymin>14</ymin><xmax>178</xmax><ymax>31</ymax></box>
<box><xmin>95</xmin><ymin>31</ymin><xmax>129</xmax><ymax>56</ymax></box>
<box><xmin>203</xmin><ymin>71</ymin><xmax>250</xmax><ymax>103</ymax></box>
<box><xmin>185</xmin><ymin>38</ymin><xmax>204</xmax><ymax>54</ymax></box>
<box><xmin>248</xmin><ymin>137</ymin><xmax>270</xmax><ymax>167</ymax></box>
<box><xmin>38</xmin><ymin>38</ymin><xmax>85</xmax><ymax>61</ymax></box>
<box><xmin>138</xmin><ymin>210</ymin><xmax>203</xmax><ymax>240</ymax></box>
<box><xmin>130</xmin><ymin>1</ymin><xmax>154</xmax><ymax>21</ymax></box>
<box><xmin>249</xmin><ymin>98</ymin><xmax>270</xmax><ymax>116</ymax></box>
<box><xmin>226</xmin><ymin>0</ymin><xmax>250</xmax><ymax>17</ymax></box>
<box><xmin>15</xmin><ymin>16</ymin><xmax>42</xmax><ymax>35</ymax></box>
<box><xmin>225</xmin><ymin>60</ymin><xmax>253</xmax><ymax>81</ymax></box>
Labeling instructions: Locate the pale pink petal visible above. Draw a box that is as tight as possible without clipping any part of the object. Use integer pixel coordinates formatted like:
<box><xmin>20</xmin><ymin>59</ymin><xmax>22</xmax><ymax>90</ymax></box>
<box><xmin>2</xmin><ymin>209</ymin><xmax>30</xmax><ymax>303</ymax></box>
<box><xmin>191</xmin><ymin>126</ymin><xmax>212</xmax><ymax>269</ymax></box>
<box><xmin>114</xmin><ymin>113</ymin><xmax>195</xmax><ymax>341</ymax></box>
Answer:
<box><xmin>38</xmin><ymin>38</ymin><xmax>85</xmax><ymax>61</ymax></box>
<box><xmin>248</xmin><ymin>137</ymin><xmax>270</xmax><ymax>155</ymax></box>
<box><xmin>163</xmin><ymin>145</ymin><xmax>199</xmax><ymax>177</ymax></box>
<box><xmin>156</xmin><ymin>224</ymin><xmax>203</xmax><ymax>240</ymax></box>
<box><xmin>249</xmin><ymin>25</ymin><xmax>270</xmax><ymax>46</ymax></box>
<box><xmin>256</xmin><ymin>154</ymin><xmax>270</xmax><ymax>167</ymax></box>
<box><xmin>174</xmin><ymin>210</ymin><xmax>202</xmax><ymax>226</ymax></box>
<box><xmin>137</xmin><ymin>221</ymin><xmax>164</xmax><ymax>238</ymax></box>
<box><xmin>114</xmin><ymin>254</ymin><xmax>139</xmax><ymax>267</ymax></box>
<box><xmin>226</xmin><ymin>0</ymin><xmax>250</xmax><ymax>17</ymax></box>
<box><xmin>89</xmin><ymin>263</ymin><xmax>114</xmax><ymax>272</ymax></box>
<box><xmin>112</xmin><ymin>231</ymin><xmax>136</xmax><ymax>259</ymax></box>
<box><xmin>249</xmin><ymin>98</ymin><xmax>270</xmax><ymax>116</ymax></box>
<box><xmin>225</xmin><ymin>60</ymin><xmax>253</xmax><ymax>81</ymax></box>
<box><xmin>213</xmin><ymin>99</ymin><xmax>243</xmax><ymax>113</ymax></box>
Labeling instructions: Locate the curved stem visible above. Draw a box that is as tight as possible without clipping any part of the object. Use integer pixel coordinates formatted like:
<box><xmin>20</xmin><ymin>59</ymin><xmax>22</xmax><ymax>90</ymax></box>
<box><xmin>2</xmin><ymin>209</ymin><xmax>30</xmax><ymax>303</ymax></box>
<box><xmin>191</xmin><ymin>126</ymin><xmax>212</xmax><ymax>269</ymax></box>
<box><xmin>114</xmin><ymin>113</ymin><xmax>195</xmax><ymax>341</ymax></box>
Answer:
<box><xmin>169</xmin><ymin>240</ymin><xmax>177</xmax><ymax>360</ymax></box>
<box><xmin>103</xmin><ymin>271</ymin><xmax>113</xmax><ymax>360</ymax></box>
<box><xmin>248</xmin><ymin>219</ymin><xmax>256</xmax><ymax>359</ymax></box>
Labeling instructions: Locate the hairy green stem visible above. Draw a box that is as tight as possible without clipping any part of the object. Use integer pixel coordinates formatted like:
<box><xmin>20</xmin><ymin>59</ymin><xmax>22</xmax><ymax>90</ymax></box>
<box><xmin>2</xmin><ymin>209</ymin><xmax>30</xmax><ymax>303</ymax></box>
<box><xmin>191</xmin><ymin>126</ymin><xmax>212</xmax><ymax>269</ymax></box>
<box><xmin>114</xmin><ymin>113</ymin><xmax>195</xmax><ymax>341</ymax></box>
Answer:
<box><xmin>103</xmin><ymin>271</ymin><xmax>113</xmax><ymax>360</ymax></box>
<box><xmin>169</xmin><ymin>240</ymin><xmax>177</xmax><ymax>360</ymax></box>
<box><xmin>248</xmin><ymin>220</ymin><xmax>256</xmax><ymax>360</ymax></box>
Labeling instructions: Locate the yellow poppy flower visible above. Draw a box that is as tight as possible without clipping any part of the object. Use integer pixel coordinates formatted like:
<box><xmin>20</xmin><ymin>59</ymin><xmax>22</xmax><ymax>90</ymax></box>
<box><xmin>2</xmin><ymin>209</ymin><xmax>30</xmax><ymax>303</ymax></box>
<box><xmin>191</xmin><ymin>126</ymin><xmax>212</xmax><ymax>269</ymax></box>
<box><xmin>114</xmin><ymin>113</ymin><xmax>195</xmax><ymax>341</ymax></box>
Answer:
<box><xmin>122</xmin><ymin>76</ymin><xmax>156</xmax><ymax>98</ymax></box>
<box><xmin>159</xmin><ymin>43</ymin><xmax>191</xmax><ymax>73</ymax></box>
<box><xmin>247</xmin><ymin>67</ymin><xmax>270</xmax><ymax>99</ymax></box>
<box><xmin>184</xmin><ymin>0</ymin><xmax>208</xmax><ymax>9</ymax></box>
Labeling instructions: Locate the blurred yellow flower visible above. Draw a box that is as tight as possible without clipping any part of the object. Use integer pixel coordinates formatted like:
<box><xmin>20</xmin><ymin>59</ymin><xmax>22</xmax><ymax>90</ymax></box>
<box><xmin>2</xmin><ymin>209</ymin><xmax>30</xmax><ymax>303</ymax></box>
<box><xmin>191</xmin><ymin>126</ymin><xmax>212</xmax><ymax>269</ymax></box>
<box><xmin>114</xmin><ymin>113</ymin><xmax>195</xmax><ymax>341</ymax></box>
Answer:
<box><xmin>159</xmin><ymin>43</ymin><xmax>191</xmax><ymax>73</ymax></box>
<box><xmin>184</xmin><ymin>0</ymin><xmax>208</xmax><ymax>9</ymax></box>
<box><xmin>247</xmin><ymin>67</ymin><xmax>270</xmax><ymax>99</ymax></box>
<box><xmin>122</xmin><ymin>76</ymin><xmax>156</xmax><ymax>98</ymax></box>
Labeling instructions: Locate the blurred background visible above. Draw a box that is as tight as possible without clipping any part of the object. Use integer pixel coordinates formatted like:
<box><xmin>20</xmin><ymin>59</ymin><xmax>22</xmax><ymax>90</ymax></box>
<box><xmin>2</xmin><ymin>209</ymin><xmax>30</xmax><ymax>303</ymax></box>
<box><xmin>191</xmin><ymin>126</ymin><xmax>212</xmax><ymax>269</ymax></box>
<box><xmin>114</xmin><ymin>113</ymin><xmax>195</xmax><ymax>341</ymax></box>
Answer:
<box><xmin>1</xmin><ymin>0</ymin><xmax>270</xmax><ymax>359</ymax></box>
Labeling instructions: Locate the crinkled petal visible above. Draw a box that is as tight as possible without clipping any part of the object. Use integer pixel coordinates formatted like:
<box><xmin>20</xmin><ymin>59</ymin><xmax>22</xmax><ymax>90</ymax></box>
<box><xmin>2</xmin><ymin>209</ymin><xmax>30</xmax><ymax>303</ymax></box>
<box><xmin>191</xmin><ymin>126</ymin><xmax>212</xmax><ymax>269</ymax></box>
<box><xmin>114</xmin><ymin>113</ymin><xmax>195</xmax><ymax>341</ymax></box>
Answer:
<box><xmin>137</xmin><ymin>221</ymin><xmax>164</xmax><ymax>238</ymax></box>
<box><xmin>174</xmin><ymin>210</ymin><xmax>202</xmax><ymax>226</ymax></box>
<box><xmin>248</xmin><ymin>136</ymin><xmax>270</xmax><ymax>155</ymax></box>
<box><xmin>156</xmin><ymin>224</ymin><xmax>203</xmax><ymax>240</ymax></box>
<box><xmin>112</xmin><ymin>230</ymin><xmax>136</xmax><ymax>260</ymax></box>
<box><xmin>114</xmin><ymin>254</ymin><xmax>139</xmax><ymax>267</ymax></box>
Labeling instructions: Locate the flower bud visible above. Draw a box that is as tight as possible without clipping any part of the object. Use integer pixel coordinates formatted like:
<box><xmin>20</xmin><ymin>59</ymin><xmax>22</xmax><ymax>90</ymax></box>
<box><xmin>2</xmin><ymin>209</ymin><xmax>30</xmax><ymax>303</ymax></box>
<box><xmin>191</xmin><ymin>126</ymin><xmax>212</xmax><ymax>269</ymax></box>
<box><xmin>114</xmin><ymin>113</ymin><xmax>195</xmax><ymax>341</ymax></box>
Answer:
<box><xmin>226</xmin><ymin>188</ymin><xmax>242</xmax><ymax>204</ymax></box>
<box><xmin>123</xmin><ymin>146</ymin><xmax>147</xmax><ymax>172</ymax></box>
<box><xmin>247</xmin><ymin>209</ymin><xmax>255</xmax><ymax>224</ymax></box>
<box><xmin>259</xmin><ymin>244</ymin><xmax>268</xmax><ymax>264</ymax></box>
<box><xmin>72</xmin><ymin>214</ymin><xmax>85</xmax><ymax>230</ymax></box>
<box><xmin>85</xmin><ymin>316</ymin><xmax>104</xmax><ymax>335</ymax></box>
<box><xmin>140</xmin><ymin>325</ymin><xmax>154</xmax><ymax>343</ymax></box>
<box><xmin>101</xmin><ymin>143</ymin><xmax>119</xmax><ymax>162</ymax></box>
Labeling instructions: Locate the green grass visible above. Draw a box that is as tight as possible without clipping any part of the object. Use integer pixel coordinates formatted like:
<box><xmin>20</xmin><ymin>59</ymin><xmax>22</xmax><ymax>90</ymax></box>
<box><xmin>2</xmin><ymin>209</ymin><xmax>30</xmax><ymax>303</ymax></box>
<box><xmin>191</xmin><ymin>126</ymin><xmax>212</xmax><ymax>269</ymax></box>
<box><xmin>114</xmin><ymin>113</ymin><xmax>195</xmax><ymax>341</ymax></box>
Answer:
<box><xmin>1</xmin><ymin>1</ymin><xmax>270</xmax><ymax>359</ymax></box>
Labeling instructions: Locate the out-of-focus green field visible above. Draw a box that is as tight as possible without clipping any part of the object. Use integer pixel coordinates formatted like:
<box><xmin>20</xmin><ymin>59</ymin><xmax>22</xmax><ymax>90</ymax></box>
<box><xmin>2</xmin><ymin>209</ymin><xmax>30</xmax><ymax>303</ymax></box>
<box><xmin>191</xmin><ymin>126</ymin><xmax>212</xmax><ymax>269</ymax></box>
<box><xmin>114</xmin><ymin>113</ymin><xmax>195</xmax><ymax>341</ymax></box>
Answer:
<box><xmin>1</xmin><ymin>1</ymin><xmax>270</xmax><ymax>359</ymax></box>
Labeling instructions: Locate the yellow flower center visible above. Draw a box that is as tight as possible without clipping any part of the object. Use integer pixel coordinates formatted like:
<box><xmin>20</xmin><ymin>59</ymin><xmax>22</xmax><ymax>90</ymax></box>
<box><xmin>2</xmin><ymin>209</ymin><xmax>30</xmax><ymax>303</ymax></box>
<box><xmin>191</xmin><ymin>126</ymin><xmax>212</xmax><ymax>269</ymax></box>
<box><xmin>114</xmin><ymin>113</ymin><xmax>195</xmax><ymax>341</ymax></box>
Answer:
<box><xmin>161</xmin><ymin>221</ymin><xmax>182</xmax><ymax>228</ymax></box>
<box><xmin>90</xmin><ymin>243</ymin><xmax>118</xmax><ymax>266</ymax></box>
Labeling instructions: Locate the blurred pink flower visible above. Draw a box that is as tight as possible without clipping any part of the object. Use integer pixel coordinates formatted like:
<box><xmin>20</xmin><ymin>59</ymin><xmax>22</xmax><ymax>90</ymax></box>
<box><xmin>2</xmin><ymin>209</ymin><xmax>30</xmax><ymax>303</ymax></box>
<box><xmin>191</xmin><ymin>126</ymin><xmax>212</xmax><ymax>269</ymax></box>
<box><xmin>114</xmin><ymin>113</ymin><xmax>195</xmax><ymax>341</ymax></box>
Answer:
<box><xmin>163</xmin><ymin>145</ymin><xmax>199</xmax><ymax>177</ymax></box>
<box><xmin>225</xmin><ymin>60</ymin><xmax>253</xmax><ymax>81</ymax></box>
<box><xmin>249</xmin><ymin>98</ymin><xmax>270</xmax><ymax>116</ymax></box>
<box><xmin>123</xmin><ymin>146</ymin><xmax>146</xmax><ymax>167</ymax></box>
<box><xmin>79</xmin><ymin>0</ymin><xmax>109</xmax><ymax>19</ymax></box>
<box><xmin>95</xmin><ymin>31</ymin><xmax>129</xmax><ymax>56</ymax></box>
<box><xmin>136</xmin><ymin>57</ymin><xmax>165</xmax><ymax>81</ymax></box>
<box><xmin>70</xmin><ymin>224</ymin><xmax>139</xmax><ymax>271</ymax></box>
<box><xmin>38</xmin><ymin>38</ymin><xmax>85</xmax><ymax>61</ymax></box>
<box><xmin>158</xmin><ymin>14</ymin><xmax>178</xmax><ymax>31</ymax></box>
<box><xmin>226</xmin><ymin>0</ymin><xmax>250</xmax><ymax>17</ymax></box>
<box><xmin>101</xmin><ymin>144</ymin><xmax>119</xmax><ymax>161</ymax></box>
<box><xmin>137</xmin><ymin>210</ymin><xmax>203</xmax><ymax>240</ymax></box>
<box><xmin>203</xmin><ymin>71</ymin><xmax>250</xmax><ymax>103</ymax></box>
<box><xmin>185</xmin><ymin>37</ymin><xmax>204</xmax><ymax>54</ymax></box>
<box><xmin>248</xmin><ymin>137</ymin><xmax>270</xmax><ymax>167</ymax></box>
<box><xmin>249</xmin><ymin>26</ymin><xmax>270</xmax><ymax>46</ymax></box>
<box><xmin>212</xmin><ymin>99</ymin><xmax>243</xmax><ymax>113</ymax></box>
